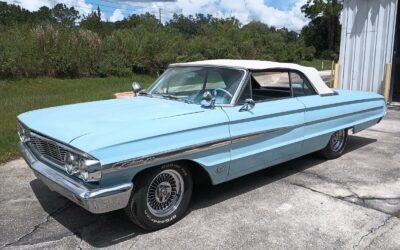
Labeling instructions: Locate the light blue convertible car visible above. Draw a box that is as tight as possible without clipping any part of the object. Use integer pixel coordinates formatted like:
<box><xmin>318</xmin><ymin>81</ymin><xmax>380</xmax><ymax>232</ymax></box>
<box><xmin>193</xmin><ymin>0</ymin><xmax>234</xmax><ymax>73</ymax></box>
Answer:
<box><xmin>18</xmin><ymin>60</ymin><xmax>386</xmax><ymax>230</ymax></box>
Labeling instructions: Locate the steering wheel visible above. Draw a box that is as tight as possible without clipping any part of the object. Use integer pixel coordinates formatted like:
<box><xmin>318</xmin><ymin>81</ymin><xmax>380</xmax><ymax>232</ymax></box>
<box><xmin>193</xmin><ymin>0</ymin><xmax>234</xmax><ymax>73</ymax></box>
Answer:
<box><xmin>212</xmin><ymin>88</ymin><xmax>233</xmax><ymax>104</ymax></box>
<box><xmin>212</xmin><ymin>88</ymin><xmax>233</xmax><ymax>98</ymax></box>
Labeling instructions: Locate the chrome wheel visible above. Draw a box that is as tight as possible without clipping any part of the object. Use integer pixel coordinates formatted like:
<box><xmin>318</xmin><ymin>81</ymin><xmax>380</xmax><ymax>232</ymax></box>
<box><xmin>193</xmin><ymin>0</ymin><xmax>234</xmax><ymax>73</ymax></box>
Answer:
<box><xmin>147</xmin><ymin>169</ymin><xmax>184</xmax><ymax>217</ymax></box>
<box><xmin>330</xmin><ymin>130</ymin><xmax>346</xmax><ymax>152</ymax></box>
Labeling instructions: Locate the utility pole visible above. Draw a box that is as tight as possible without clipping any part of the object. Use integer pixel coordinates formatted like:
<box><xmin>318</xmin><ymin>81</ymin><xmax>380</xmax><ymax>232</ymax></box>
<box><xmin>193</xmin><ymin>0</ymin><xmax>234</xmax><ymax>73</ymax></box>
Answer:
<box><xmin>159</xmin><ymin>8</ymin><xmax>161</xmax><ymax>23</ymax></box>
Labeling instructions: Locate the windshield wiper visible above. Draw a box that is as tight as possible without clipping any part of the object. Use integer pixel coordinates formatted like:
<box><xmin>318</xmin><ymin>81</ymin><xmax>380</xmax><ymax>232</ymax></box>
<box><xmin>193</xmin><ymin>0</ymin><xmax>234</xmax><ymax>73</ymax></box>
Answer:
<box><xmin>157</xmin><ymin>94</ymin><xmax>194</xmax><ymax>104</ymax></box>
<box><xmin>138</xmin><ymin>92</ymin><xmax>151</xmax><ymax>96</ymax></box>
<box><xmin>182</xmin><ymin>99</ymin><xmax>195</xmax><ymax>104</ymax></box>
<box><xmin>161</xmin><ymin>94</ymin><xmax>179</xmax><ymax>100</ymax></box>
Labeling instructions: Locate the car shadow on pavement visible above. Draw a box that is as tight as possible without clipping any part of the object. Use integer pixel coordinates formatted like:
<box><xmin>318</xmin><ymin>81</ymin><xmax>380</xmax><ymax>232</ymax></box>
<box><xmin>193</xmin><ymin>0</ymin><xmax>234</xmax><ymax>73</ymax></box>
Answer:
<box><xmin>30</xmin><ymin>134</ymin><xmax>376</xmax><ymax>248</ymax></box>
<box><xmin>190</xmin><ymin>135</ymin><xmax>377</xmax><ymax>210</ymax></box>
<box><xmin>30</xmin><ymin>179</ymin><xmax>147</xmax><ymax>247</ymax></box>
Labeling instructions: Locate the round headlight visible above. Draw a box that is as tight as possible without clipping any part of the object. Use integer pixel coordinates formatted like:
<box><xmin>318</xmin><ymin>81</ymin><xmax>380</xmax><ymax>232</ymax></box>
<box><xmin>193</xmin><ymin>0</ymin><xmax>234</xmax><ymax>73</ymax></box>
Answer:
<box><xmin>78</xmin><ymin>158</ymin><xmax>86</xmax><ymax>171</ymax></box>
<box><xmin>64</xmin><ymin>152</ymin><xmax>101</xmax><ymax>182</ymax></box>
<box><xmin>65</xmin><ymin>152</ymin><xmax>79</xmax><ymax>175</ymax></box>
<box><xmin>77</xmin><ymin>159</ymin><xmax>101</xmax><ymax>182</ymax></box>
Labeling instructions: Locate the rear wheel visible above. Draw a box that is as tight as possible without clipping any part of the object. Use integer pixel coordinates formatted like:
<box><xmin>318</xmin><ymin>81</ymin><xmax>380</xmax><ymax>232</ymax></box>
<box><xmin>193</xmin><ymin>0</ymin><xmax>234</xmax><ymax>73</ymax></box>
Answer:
<box><xmin>125</xmin><ymin>163</ymin><xmax>192</xmax><ymax>231</ymax></box>
<box><xmin>319</xmin><ymin>129</ymin><xmax>348</xmax><ymax>159</ymax></box>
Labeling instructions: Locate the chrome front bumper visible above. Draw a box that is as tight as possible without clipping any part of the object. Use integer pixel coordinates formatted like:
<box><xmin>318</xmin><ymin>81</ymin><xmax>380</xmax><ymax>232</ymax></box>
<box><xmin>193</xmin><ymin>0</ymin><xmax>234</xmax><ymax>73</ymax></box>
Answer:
<box><xmin>18</xmin><ymin>142</ymin><xmax>133</xmax><ymax>214</ymax></box>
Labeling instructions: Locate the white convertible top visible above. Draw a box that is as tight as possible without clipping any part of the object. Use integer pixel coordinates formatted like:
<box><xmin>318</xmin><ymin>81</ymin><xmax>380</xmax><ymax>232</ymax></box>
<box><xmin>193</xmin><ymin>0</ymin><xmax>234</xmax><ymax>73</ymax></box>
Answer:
<box><xmin>170</xmin><ymin>59</ymin><xmax>334</xmax><ymax>95</ymax></box>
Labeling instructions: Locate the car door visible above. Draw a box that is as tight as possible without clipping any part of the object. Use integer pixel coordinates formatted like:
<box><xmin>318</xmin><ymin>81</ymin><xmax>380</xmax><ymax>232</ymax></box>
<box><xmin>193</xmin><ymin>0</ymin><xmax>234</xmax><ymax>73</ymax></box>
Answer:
<box><xmin>289</xmin><ymin>70</ymin><xmax>330</xmax><ymax>155</ymax></box>
<box><xmin>222</xmin><ymin>70</ymin><xmax>305</xmax><ymax>180</ymax></box>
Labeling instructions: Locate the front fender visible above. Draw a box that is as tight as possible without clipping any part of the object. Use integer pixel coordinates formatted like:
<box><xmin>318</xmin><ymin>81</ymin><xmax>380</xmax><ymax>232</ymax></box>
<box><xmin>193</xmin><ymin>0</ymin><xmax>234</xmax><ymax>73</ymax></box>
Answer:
<box><xmin>86</xmin><ymin>108</ymin><xmax>231</xmax><ymax>187</ymax></box>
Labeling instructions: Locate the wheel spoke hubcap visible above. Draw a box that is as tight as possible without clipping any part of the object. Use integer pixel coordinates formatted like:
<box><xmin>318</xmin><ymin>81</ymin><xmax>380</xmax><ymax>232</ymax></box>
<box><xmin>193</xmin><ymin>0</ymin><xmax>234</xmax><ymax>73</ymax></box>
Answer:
<box><xmin>330</xmin><ymin>130</ymin><xmax>345</xmax><ymax>152</ymax></box>
<box><xmin>156</xmin><ymin>182</ymin><xmax>172</xmax><ymax>203</ymax></box>
<box><xmin>147</xmin><ymin>169</ymin><xmax>184</xmax><ymax>217</ymax></box>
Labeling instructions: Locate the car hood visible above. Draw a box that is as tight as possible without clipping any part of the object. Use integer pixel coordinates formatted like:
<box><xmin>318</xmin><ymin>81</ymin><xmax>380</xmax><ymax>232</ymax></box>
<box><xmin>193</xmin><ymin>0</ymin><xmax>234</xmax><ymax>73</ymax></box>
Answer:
<box><xmin>18</xmin><ymin>96</ymin><xmax>209</xmax><ymax>152</ymax></box>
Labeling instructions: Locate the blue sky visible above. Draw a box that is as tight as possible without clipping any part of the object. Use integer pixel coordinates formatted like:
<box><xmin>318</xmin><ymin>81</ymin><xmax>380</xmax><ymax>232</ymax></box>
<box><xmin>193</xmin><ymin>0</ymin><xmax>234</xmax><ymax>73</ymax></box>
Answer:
<box><xmin>5</xmin><ymin>0</ymin><xmax>309</xmax><ymax>31</ymax></box>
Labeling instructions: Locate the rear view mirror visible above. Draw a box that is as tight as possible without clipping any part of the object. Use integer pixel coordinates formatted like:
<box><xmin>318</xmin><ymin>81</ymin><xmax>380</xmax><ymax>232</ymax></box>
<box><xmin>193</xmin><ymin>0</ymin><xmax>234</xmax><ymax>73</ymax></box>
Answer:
<box><xmin>201</xmin><ymin>91</ymin><xmax>216</xmax><ymax>109</ymax></box>
<box><xmin>239</xmin><ymin>99</ymin><xmax>255</xmax><ymax>112</ymax></box>
<box><xmin>131</xmin><ymin>82</ymin><xmax>142</xmax><ymax>95</ymax></box>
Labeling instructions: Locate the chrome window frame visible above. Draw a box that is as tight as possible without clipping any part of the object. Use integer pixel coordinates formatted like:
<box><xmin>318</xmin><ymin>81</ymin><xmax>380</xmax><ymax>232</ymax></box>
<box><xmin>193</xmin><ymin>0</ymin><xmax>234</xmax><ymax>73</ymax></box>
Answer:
<box><xmin>238</xmin><ymin>69</ymin><xmax>293</xmax><ymax>105</ymax></box>
<box><xmin>150</xmin><ymin>65</ymin><xmax>249</xmax><ymax>107</ymax></box>
<box><xmin>288</xmin><ymin>70</ymin><xmax>318</xmax><ymax>97</ymax></box>
<box><xmin>232</xmin><ymin>67</ymin><xmax>320</xmax><ymax>106</ymax></box>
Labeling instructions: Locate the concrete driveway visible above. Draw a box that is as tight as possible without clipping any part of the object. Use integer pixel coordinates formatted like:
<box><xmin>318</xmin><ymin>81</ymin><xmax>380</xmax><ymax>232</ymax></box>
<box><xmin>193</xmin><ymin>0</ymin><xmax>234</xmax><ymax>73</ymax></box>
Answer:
<box><xmin>1</xmin><ymin>109</ymin><xmax>399</xmax><ymax>249</ymax></box>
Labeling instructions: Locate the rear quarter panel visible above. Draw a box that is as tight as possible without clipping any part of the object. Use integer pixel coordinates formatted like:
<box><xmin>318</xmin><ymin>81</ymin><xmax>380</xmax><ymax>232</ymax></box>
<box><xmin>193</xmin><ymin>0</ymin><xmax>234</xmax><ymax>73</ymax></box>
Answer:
<box><xmin>297</xmin><ymin>90</ymin><xmax>386</xmax><ymax>154</ymax></box>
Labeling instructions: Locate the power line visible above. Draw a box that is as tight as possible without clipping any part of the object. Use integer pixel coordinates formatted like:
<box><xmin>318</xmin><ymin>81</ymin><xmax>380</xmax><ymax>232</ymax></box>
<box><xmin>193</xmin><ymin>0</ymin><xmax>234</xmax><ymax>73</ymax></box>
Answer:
<box><xmin>81</xmin><ymin>1</ymin><xmax>179</xmax><ymax>22</ymax></box>
<box><xmin>84</xmin><ymin>0</ymin><xmax>138</xmax><ymax>14</ymax></box>
<box><xmin>48</xmin><ymin>0</ymin><xmax>160</xmax><ymax>18</ymax></box>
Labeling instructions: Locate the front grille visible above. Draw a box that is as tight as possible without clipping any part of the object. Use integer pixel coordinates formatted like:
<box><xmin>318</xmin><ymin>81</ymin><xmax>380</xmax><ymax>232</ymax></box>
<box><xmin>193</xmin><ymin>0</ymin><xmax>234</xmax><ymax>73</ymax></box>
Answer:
<box><xmin>29</xmin><ymin>134</ymin><xmax>67</xmax><ymax>164</ymax></box>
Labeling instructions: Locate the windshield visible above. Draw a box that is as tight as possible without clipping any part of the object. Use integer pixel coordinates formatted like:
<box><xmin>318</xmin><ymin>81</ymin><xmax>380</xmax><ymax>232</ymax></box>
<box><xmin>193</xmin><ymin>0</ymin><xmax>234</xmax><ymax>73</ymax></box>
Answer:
<box><xmin>146</xmin><ymin>67</ymin><xmax>244</xmax><ymax>105</ymax></box>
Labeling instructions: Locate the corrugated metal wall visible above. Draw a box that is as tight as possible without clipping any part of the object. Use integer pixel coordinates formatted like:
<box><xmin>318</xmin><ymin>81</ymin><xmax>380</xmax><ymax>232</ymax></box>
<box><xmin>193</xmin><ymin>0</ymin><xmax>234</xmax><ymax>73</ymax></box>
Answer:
<box><xmin>338</xmin><ymin>0</ymin><xmax>398</xmax><ymax>94</ymax></box>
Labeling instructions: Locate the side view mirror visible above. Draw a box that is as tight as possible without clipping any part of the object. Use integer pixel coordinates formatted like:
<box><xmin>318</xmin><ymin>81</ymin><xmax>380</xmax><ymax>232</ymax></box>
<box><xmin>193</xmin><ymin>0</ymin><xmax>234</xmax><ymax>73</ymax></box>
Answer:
<box><xmin>131</xmin><ymin>82</ymin><xmax>141</xmax><ymax>95</ymax></box>
<box><xmin>201</xmin><ymin>91</ymin><xmax>215</xmax><ymax>109</ymax></box>
<box><xmin>239</xmin><ymin>99</ymin><xmax>255</xmax><ymax>112</ymax></box>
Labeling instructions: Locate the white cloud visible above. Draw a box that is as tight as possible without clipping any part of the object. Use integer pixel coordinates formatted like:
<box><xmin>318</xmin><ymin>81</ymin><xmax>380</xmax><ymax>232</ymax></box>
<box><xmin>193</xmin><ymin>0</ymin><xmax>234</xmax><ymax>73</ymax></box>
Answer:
<box><xmin>5</xmin><ymin>0</ymin><xmax>93</xmax><ymax>17</ymax></box>
<box><xmin>101</xmin><ymin>11</ymin><xmax>107</xmax><ymax>21</ymax></box>
<box><xmin>218</xmin><ymin>0</ymin><xmax>309</xmax><ymax>31</ymax></box>
<box><xmin>5</xmin><ymin>0</ymin><xmax>52</xmax><ymax>11</ymax></box>
<box><xmin>55</xmin><ymin>0</ymin><xmax>94</xmax><ymax>16</ymax></box>
<box><xmin>126</xmin><ymin>0</ymin><xmax>309</xmax><ymax>31</ymax></box>
<box><xmin>5</xmin><ymin>0</ymin><xmax>309</xmax><ymax>30</ymax></box>
<box><xmin>110</xmin><ymin>9</ymin><xmax>125</xmax><ymax>22</ymax></box>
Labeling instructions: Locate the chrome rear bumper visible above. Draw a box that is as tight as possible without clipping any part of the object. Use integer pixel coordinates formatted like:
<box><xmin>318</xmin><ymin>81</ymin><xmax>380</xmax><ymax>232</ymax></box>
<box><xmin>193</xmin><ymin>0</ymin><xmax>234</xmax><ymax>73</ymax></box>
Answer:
<box><xmin>18</xmin><ymin>142</ymin><xmax>133</xmax><ymax>214</ymax></box>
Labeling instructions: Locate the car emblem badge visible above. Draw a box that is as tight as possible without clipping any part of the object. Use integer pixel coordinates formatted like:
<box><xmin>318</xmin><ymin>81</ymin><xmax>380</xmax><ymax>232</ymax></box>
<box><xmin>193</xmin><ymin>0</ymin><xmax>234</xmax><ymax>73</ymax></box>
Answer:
<box><xmin>216</xmin><ymin>166</ymin><xmax>225</xmax><ymax>173</ymax></box>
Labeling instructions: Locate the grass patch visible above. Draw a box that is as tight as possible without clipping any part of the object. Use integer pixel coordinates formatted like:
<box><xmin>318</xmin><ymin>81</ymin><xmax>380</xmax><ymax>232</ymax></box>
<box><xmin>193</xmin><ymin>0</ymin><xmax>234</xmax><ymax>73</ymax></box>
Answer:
<box><xmin>0</xmin><ymin>75</ymin><xmax>156</xmax><ymax>164</ymax></box>
<box><xmin>298</xmin><ymin>59</ymin><xmax>333</xmax><ymax>71</ymax></box>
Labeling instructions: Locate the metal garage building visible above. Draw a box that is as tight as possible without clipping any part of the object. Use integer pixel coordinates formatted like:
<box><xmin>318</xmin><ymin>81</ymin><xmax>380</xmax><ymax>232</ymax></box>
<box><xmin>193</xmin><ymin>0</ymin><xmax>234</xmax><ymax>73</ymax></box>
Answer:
<box><xmin>338</xmin><ymin>0</ymin><xmax>400</xmax><ymax>102</ymax></box>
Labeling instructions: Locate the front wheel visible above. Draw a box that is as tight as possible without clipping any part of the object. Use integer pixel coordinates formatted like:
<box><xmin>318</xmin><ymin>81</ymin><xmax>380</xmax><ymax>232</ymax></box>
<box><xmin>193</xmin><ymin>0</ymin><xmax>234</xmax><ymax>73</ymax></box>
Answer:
<box><xmin>319</xmin><ymin>129</ymin><xmax>348</xmax><ymax>159</ymax></box>
<box><xmin>125</xmin><ymin>163</ymin><xmax>193</xmax><ymax>231</ymax></box>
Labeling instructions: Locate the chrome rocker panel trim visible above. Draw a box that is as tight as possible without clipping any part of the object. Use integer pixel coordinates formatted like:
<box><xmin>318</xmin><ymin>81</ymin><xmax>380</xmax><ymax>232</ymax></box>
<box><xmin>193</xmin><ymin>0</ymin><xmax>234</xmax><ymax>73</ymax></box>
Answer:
<box><xmin>18</xmin><ymin>142</ymin><xmax>133</xmax><ymax>214</ymax></box>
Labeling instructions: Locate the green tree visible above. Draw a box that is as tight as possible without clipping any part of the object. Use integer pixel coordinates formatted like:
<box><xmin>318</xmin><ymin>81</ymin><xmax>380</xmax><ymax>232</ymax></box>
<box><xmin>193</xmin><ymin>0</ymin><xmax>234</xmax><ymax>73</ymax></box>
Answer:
<box><xmin>34</xmin><ymin>6</ymin><xmax>55</xmax><ymax>25</ymax></box>
<box><xmin>80</xmin><ymin>6</ymin><xmax>102</xmax><ymax>33</ymax></box>
<box><xmin>116</xmin><ymin>13</ymin><xmax>160</xmax><ymax>32</ymax></box>
<box><xmin>0</xmin><ymin>1</ymin><xmax>32</xmax><ymax>25</ymax></box>
<box><xmin>167</xmin><ymin>14</ymin><xmax>200</xmax><ymax>38</ymax></box>
<box><xmin>301</xmin><ymin>0</ymin><xmax>342</xmax><ymax>58</ymax></box>
<box><xmin>51</xmin><ymin>3</ymin><xmax>79</xmax><ymax>28</ymax></box>
<box><xmin>0</xmin><ymin>1</ymin><xmax>320</xmax><ymax>78</ymax></box>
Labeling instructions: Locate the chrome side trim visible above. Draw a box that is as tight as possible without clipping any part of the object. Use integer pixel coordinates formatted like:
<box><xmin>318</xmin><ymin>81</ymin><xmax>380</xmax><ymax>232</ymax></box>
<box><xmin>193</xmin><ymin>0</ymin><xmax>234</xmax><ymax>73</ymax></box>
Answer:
<box><xmin>305</xmin><ymin>98</ymin><xmax>384</xmax><ymax>111</ymax></box>
<box><xmin>230</xmin><ymin>125</ymin><xmax>299</xmax><ymax>144</ymax></box>
<box><xmin>103</xmin><ymin>125</ymin><xmax>297</xmax><ymax>174</ymax></box>
<box><xmin>228</xmin><ymin>108</ymin><xmax>304</xmax><ymax>125</ymax></box>
<box><xmin>305</xmin><ymin>106</ymin><xmax>383</xmax><ymax>126</ymax></box>
<box><xmin>103</xmin><ymin>138</ymin><xmax>231</xmax><ymax>174</ymax></box>
<box><xmin>103</xmin><ymin>105</ymin><xmax>384</xmax><ymax>174</ymax></box>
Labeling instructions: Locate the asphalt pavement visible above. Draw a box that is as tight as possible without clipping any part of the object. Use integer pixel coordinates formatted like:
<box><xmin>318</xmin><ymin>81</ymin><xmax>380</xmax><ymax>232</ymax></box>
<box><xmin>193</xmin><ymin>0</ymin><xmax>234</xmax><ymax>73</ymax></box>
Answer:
<box><xmin>0</xmin><ymin>108</ymin><xmax>399</xmax><ymax>249</ymax></box>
